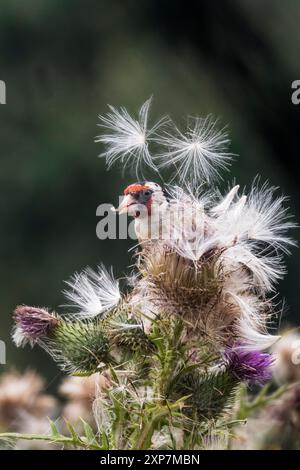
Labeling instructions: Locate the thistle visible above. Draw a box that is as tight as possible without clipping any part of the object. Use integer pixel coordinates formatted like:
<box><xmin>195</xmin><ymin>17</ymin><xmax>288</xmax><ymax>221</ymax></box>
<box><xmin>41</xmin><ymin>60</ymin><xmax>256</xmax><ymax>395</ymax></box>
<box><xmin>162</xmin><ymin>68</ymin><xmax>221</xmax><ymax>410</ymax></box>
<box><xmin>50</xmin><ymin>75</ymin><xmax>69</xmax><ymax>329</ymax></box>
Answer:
<box><xmin>5</xmin><ymin>98</ymin><xmax>296</xmax><ymax>450</ymax></box>
<box><xmin>13</xmin><ymin>306</ymin><xmax>60</xmax><ymax>347</ymax></box>
<box><xmin>222</xmin><ymin>347</ymin><xmax>274</xmax><ymax>384</ymax></box>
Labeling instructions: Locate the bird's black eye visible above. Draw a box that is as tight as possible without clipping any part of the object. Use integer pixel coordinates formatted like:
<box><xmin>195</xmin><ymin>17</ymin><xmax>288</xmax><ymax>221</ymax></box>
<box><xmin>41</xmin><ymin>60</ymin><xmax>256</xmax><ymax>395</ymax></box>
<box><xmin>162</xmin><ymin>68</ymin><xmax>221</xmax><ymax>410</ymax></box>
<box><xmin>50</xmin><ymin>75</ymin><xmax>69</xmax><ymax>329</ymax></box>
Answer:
<box><xmin>137</xmin><ymin>189</ymin><xmax>153</xmax><ymax>204</ymax></box>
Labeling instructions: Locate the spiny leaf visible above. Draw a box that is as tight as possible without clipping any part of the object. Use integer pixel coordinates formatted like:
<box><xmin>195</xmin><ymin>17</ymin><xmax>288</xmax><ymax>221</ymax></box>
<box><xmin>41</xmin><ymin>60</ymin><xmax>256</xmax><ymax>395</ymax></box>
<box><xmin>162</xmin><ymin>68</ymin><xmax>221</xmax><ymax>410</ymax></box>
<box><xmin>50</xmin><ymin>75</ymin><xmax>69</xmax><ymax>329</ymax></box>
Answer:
<box><xmin>48</xmin><ymin>418</ymin><xmax>60</xmax><ymax>438</ymax></box>
<box><xmin>80</xmin><ymin>418</ymin><xmax>97</xmax><ymax>445</ymax></box>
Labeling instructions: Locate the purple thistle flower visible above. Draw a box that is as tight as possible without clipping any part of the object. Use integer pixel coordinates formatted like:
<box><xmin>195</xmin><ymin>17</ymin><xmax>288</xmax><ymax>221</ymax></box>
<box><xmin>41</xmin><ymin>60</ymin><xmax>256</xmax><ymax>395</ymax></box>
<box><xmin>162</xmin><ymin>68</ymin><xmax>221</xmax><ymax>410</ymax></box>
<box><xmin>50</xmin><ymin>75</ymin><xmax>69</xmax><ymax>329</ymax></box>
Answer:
<box><xmin>223</xmin><ymin>347</ymin><xmax>274</xmax><ymax>384</ymax></box>
<box><xmin>13</xmin><ymin>306</ymin><xmax>59</xmax><ymax>346</ymax></box>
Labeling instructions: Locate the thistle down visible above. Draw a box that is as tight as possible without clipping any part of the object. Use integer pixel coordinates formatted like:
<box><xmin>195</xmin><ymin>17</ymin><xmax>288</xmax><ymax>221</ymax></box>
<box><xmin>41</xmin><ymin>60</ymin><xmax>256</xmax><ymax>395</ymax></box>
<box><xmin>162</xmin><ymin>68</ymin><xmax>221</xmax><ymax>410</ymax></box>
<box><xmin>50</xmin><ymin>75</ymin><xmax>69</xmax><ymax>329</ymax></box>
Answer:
<box><xmin>11</xmin><ymin>98</ymin><xmax>296</xmax><ymax>449</ymax></box>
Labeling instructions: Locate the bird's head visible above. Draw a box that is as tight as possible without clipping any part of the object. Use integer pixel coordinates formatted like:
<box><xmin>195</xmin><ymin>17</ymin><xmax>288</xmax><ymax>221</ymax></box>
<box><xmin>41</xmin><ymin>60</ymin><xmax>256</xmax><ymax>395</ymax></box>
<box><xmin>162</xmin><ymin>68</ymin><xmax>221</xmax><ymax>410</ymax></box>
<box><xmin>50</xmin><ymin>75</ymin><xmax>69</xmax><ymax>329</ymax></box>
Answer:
<box><xmin>113</xmin><ymin>182</ymin><xmax>167</xmax><ymax>219</ymax></box>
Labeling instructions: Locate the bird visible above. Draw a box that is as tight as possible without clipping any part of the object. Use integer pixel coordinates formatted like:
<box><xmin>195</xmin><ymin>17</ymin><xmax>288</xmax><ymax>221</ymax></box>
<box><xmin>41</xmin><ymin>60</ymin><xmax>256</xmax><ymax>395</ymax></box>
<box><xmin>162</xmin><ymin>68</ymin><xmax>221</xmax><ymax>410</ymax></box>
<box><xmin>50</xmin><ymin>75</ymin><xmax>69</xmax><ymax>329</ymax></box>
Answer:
<box><xmin>112</xmin><ymin>181</ymin><xmax>244</xmax><ymax>252</ymax></box>
<box><xmin>112</xmin><ymin>179</ymin><xmax>219</xmax><ymax>251</ymax></box>
<box><xmin>112</xmin><ymin>181</ymin><xmax>170</xmax><ymax>241</ymax></box>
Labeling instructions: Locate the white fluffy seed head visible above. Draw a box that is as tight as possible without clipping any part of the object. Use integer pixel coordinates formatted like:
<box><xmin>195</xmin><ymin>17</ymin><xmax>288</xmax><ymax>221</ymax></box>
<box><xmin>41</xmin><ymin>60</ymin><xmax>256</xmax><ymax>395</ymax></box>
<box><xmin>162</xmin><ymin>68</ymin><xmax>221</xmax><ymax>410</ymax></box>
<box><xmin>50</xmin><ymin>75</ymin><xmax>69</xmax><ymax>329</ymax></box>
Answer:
<box><xmin>160</xmin><ymin>183</ymin><xmax>216</xmax><ymax>261</ymax></box>
<box><xmin>226</xmin><ymin>292</ymin><xmax>280</xmax><ymax>350</ymax></box>
<box><xmin>96</xmin><ymin>97</ymin><xmax>168</xmax><ymax>178</ymax></box>
<box><xmin>96</xmin><ymin>99</ymin><xmax>234</xmax><ymax>186</ymax></box>
<box><xmin>63</xmin><ymin>264</ymin><xmax>121</xmax><ymax>319</ymax></box>
<box><xmin>158</xmin><ymin>183</ymin><xmax>293</xmax><ymax>294</ymax></box>
<box><xmin>155</xmin><ymin>116</ymin><xmax>232</xmax><ymax>186</ymax></box>
<box><xmin>210</xmin><ymin>185</ymin><xmax>240</xmax><ymax>216</ymax></box>
<box><xmin>219</xmin><ymin>243</ymin><xmax>285</xmax><ymax>293</ymax></box>
<box><xmin>212</xmin><ymin>182</ymin><xmax>297</xmax><ymax>253</ymax></box>
<box><xmin>244</xmin><ymin>182</ymin><xmax>296</xmax><ymax>252</ymax></box>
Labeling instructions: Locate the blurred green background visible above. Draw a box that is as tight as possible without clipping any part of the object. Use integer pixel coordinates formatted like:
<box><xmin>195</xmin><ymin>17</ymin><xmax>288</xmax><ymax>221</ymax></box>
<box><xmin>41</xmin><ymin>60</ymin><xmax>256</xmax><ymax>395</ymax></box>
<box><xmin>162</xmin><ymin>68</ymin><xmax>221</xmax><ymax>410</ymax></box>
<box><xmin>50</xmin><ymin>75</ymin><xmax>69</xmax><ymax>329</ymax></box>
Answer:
<box><xmin>1</xmin><ymin>0</ymin><xmax>300</xmax><ymax>388</ymax></box>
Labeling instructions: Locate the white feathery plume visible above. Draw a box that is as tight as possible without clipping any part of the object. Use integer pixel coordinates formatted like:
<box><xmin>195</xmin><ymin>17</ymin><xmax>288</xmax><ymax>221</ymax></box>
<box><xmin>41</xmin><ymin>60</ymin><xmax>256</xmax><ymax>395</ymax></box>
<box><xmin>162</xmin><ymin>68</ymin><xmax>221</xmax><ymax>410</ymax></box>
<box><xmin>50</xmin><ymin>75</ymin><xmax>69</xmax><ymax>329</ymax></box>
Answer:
<box><xmin>220</xmin><ymin>244</ymin><xmax>285</xmax><ymax>293</ymax></box>
<box><xmin>156</xmin><ymin>115</ymin><xmax>232</xmax><ymax>186</ymax></box>
<box><xmin>211</xmin><ymin>185</ymin><xmax>290</xmax><ymax>292</ymax></box>
<box><xmin>63</xmin><ymin>264</ymin><xmax>121</xmax><ymax>319</ymax></box>
<box><xmin>96</xmin><ymin>97</ymin><xmax>167</xmax><ymax>177</ymax></box>
<box><xmin>214</xmin><ymin>183</ymin><xmax>296</xmax><ymax>253</ymax></box>
<box><xmin>227</xmin><ymin>293</ymin><xmax>266</xmax><ymax>330</ymax></box>
<box><xmin>228</xmin><ymin>292</ymin><xmax>280</xmax><ymax>350</ymax></box>
<box><xmin>166</xmin><ymin>182</ymin><xmax>214</xmax><ymax>212</ymax></box>
<box><xmin>12</xmin><ymin>326</ymin><xmax>29</xmax><ymax>348</ymax></box>
<box><xmin>162</xmin><ymin>184</ymin><xmax>216</xmax><ymax>261</ymax></box>
<box><xmin>201</xmin><ymin>430</ymin><xmax>229</xmax><ymax>450</ymax></box>
<box><xmin>169</xmin><ymin>232</ymin><xmax>219</xmax><ymax>263</ymax></box>
<box><xmin>238</xmin><ymin>315</ymin><xmax>280</xmax><ymax>351</ymax></box>
<box><xmin>210</xmin><ymin>185</ymin><xmax>240</xmax><ymax>216</ymax></box>
<box><xmin>93</xmin><ymin>392</ymin><xmax>111</xmax><ymax>434</ymax></box>
<box><xmin>159</xmin><ymin>184</ymin><xmax>292</xmax><ymax>293</ymax></box>
<box><xmin>243</xmin><ymin>183</ymin><xmax>296</xmax><ymax>252</ymax></box>
<box><xmin>228</xmin><ymin>194</ymin><xmax>247</xmax><ymax>219</ymax></box>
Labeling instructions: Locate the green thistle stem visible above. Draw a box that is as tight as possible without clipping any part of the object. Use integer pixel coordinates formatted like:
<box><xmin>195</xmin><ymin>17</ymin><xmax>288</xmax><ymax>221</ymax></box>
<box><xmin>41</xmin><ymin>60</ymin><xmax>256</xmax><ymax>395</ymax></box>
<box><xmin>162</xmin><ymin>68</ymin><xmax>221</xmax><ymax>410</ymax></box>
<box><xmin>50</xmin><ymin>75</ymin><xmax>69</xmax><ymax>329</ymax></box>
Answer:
<box><xmin>0</xmin><ymin>432</ymin><xmax>102</xmax><ymax>450</ymax></box>
<box><xmin>134</xmin><ymin>400</ymin><xmax>184</xmax><ymax>450</ymax></box>
<box><xmin>135</xmin><ymin>411</ymin><xmax>166</xmax><ymax>450</ymax></box>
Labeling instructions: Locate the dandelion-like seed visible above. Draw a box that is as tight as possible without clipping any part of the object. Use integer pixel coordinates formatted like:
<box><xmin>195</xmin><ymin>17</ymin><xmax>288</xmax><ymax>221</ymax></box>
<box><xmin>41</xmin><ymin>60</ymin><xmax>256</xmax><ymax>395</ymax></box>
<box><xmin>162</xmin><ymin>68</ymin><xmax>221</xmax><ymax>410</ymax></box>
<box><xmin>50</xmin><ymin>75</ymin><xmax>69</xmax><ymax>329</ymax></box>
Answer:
<box><xmin>13</xmin><ymin>306</ymin><xmax>59</xmax><ymax>347</ymax></box>
<box><xmin>96</xmin><ymin>97</ymin><xmax>167</xmax><ymax>177</ymax></box>
<box><xmin>223</xmin><ymin>347</ymin><xmax>274</xmax><ymax>384</ymax></box>
<box><xmin>156</xmin><ymin>116</ymin><xmax>232</xmax><ymax>186</ymax></box>
<box><xmin>63</xmin><ymin>264</ymin><xmax>121</xmax><ymax>319</ymax></box>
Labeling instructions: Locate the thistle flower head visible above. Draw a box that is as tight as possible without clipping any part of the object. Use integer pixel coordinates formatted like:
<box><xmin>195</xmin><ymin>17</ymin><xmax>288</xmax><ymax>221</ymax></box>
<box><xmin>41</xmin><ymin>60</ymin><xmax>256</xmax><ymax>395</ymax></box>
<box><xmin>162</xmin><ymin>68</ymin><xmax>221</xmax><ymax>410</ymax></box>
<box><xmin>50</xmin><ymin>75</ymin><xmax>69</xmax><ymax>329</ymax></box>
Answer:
<box><xmin>63</xmin><ymin>264</ymin><xmax>121</xmax><ymax>319</ymax></box>
<box><xmin>156</xmin><ymin>116</ymin><xmax>232</xmax><ymax>186</ymax></box>
<box><xmin>13</xmin><ymin>306</ymin><xmax>59</xmax><ymax>347</ymax></box>
<box><xmin>223</xmin><ymin>347</ymin><xmax>274</xmax><ymax>384</ymax></box>
<box><xmin>96</xmin><ymin>97</ymin><xmax>167</xmax><ymax>177</ymax></box>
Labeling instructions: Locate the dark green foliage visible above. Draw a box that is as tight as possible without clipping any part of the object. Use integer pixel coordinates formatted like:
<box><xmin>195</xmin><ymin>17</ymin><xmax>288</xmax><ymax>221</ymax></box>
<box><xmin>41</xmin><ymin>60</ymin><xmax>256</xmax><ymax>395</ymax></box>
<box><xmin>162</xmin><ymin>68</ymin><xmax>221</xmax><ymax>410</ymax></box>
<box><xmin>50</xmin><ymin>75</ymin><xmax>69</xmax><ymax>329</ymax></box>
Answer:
<box><xmin>172</xmin><ymin>369</ymin><xmax>239</xmax><ymax>419</ymax></box>
<box><xmin>105</xmin><ymin>309</ymin><xmax>153</xmax><ymax>353</ymax></box>
<box><xmin>1</xmin><ymin>311</ymin><xmax>283</xmax><ymax>449</ymax></box>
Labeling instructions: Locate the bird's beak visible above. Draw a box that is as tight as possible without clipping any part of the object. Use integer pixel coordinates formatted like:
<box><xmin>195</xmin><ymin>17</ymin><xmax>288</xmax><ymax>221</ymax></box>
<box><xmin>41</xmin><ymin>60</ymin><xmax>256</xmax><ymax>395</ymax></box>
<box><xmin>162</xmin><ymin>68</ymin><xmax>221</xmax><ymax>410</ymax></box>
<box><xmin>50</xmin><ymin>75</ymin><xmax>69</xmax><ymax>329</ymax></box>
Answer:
<box><xmin>112</xmin><ymin>194</ymin><xmax>136</xmax><ymax>214</ymax></box>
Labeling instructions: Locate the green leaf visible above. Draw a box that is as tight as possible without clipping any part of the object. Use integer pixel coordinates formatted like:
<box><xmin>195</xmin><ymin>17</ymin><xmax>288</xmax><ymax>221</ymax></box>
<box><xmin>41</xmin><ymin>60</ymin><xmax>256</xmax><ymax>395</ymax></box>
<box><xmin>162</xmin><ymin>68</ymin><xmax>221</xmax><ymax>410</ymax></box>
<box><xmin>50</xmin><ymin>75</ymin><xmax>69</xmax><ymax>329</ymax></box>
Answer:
<box><xmin>65</xmin><ymin>420</ymin><xmax>81</xmax><ymax>443</ymax></box>
<box><xmin>80</xmin><ymin>419</ymin><xmax>97</xmax><ymax>444</ymax></box>
<box><xmin>48</xmin><ymin>419</ymin><xmax>60</xmax><ymax>438</ymax></box>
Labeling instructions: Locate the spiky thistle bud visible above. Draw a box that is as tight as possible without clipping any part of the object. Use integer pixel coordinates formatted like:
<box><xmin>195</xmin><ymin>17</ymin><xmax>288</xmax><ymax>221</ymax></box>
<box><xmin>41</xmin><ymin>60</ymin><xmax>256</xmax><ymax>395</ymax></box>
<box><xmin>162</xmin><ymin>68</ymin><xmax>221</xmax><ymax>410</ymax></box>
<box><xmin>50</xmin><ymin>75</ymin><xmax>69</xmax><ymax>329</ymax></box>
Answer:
<box><xmin>47</xmin><ymin>319</ymin><xmax>110</xmax><ymax>374</ymax></box>
<box><xmin>12</xmin><ymin>305</ymin><xmax>111</xmax><ymax>374</ymax></box>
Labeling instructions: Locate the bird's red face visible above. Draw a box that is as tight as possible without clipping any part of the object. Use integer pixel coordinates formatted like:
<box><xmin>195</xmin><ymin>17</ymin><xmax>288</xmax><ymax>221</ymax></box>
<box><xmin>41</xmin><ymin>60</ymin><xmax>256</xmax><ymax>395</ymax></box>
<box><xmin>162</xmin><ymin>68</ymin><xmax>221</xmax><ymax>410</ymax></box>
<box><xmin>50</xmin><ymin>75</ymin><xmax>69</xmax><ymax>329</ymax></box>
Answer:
<box><xmin>113</xmin><ymin>182</ymin><xmax>163</xmax><ymax>218</ymax></box>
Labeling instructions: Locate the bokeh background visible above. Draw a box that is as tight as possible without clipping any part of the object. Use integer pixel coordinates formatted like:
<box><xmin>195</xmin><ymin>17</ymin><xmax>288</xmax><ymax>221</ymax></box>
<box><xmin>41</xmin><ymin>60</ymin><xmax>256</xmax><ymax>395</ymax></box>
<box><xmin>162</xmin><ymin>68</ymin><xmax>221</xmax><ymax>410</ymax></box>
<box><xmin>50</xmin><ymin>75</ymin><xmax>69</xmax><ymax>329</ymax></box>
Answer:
<box><xmin>1</xmin><ymin>0</ymin><xmax>300</xmax><ymax>390</ymax></box>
